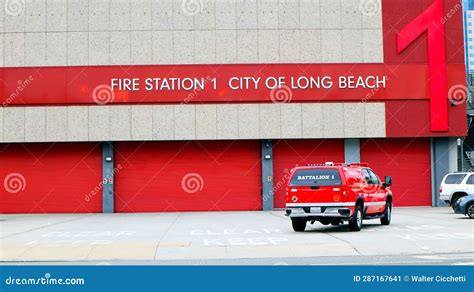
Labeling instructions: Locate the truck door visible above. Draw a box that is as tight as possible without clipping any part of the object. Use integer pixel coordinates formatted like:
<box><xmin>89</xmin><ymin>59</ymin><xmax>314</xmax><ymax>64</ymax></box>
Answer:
<box><xmin>361</xmin><ymin>169</ymin><xmax>379</xmax><ymax>214</ymax></box>
<box><xmin>367</xmin><ymin>169</ymin><xmax>386</xmax><ymax>214</ymax></box>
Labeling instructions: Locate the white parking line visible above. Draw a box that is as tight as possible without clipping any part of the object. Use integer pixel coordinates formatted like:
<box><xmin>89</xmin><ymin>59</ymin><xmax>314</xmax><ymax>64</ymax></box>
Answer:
<box><xmin>415</xmin><ymin>254</ymin><xmax>474</xmax><ymax>259</ymax></box>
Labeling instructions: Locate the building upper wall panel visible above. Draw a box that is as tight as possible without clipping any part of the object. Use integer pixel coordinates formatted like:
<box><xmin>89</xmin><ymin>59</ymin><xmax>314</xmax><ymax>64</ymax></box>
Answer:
<box><xmin>0</xmin><ymin>0</ymin><xmax>384</xmax><ymax>67</ymax></box>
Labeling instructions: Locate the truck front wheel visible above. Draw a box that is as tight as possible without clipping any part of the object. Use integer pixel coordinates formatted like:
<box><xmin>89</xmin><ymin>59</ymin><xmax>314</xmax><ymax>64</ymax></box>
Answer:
<box><xmin>380</xmin><ymin>201</ymin><xmax>392</xmax><ymax>225</ymax></box>
<box><xmin>291</xmin><ymin>218</ymin><xmax>307</xmax><ymax>232</ymax></box>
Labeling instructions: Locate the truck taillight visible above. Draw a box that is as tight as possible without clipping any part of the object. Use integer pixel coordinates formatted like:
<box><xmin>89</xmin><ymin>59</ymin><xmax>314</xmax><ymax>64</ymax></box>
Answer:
<box><xmin>439</xmin><ymin>186</ymin><xmax>442</xmax><ymax>193</ymax></box>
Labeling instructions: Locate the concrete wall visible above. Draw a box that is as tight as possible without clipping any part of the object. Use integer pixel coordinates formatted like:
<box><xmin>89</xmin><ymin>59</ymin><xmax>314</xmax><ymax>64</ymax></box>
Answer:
<box><xmin>0</xmin><ymin>103</ymin><xmax>386</xmax><ymax>142</ymax></box>
<box><xmin>0</xmin><ymin>0</ymin><xmax>384</xmax><ymax>67</ymax></box>
<box><xmin>0</xmin><ymin>0</ymin><xmax>385</xmax><ymax>143</ymax></box>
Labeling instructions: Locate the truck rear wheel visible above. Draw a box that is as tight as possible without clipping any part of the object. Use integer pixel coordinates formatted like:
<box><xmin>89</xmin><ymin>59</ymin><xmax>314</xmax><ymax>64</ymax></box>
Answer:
<box><xmin>291</xmin><ymin>218</ymin><xmax>307</xmax><ymax>232</ymax></box>
<box><xmin>349</xmin><ymin>205</ymin><xmax>363</xmax><ymax>231</ymax></box>
<box><xmin>380</xmin><ymin>201</ymin><xmax>392</xmax><ymax>225</ymax></box>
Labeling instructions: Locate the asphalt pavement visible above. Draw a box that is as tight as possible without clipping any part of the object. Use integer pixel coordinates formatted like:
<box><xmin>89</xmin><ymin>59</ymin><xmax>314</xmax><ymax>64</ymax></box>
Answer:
<box><xmin>1</xmin><ymin>207</ymin><xmax>473</xmax><ymax>265</ymax></box>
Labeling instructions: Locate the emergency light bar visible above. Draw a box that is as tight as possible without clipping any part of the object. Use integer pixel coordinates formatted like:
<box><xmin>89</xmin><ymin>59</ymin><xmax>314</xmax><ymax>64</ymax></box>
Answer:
<box><xmin>303</xmin><ymin>162</ymin><xmax>370</xmax><ymax>167</ymax></box>
<box><xmin>350</xmin><ymin>163</ymin><xmax>369</xmax><ymax>167</ymax></box>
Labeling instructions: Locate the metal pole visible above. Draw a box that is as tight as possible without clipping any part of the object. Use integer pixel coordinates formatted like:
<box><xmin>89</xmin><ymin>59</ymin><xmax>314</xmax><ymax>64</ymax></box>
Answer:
<box><xmin>261</xmin><ymin>140</ymin><xmax>274</xmax><ymax>211</ymax></box>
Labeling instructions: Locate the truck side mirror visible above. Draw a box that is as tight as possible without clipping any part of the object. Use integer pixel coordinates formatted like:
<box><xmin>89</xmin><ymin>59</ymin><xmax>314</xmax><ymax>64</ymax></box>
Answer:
<box><xmin>383</xmin><ymin>176</ymin><xmax>392</xmax><ymax>188</ymax></box>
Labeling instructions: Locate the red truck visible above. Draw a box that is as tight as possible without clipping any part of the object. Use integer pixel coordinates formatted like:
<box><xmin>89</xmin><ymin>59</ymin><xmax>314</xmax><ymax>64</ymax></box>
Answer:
<box><xmin>285</xmin><ymin>162</ymin><xmax>392</xmax><ymax>232</ymax></box>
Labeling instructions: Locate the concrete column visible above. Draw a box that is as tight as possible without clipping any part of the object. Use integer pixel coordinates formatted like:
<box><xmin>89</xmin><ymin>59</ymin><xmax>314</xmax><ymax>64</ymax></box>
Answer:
<box><xmin>448</xmin><ymin>138</ymin><xmax>459</xmax><ymax>172</ymax></box>
<box><xmin>344</xmin><ymin>139</ymin><xmax>360</xmax><ymax>164</ymax></box>
<box><xmin>431</xmin><ymin>138</ymin><xmax>450</xmax><ymax>207</ymax></box>
<box><xmin>102</xmin><ymin>142</ymin><xmax>114</xmax><ymax>213</ymax></box>
<box><xmin>261</xmin><ymin>140</ymin><xmax>274</xmax><ymax>211</ymax></box>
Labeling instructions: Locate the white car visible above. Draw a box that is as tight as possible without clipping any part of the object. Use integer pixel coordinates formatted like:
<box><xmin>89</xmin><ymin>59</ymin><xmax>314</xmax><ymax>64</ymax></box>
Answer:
<box><xmin>440</xmin><ymin>172</ymin><xmax>474</xmax><ymax>210</ymax></box>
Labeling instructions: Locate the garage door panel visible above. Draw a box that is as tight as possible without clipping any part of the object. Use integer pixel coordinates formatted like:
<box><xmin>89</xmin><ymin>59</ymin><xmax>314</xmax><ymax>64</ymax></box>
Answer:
<box><xmin>0</xmin><ymin>143</ymin><xmax>102</xmax><ymax>213</ymax></box>
<box><xmin>360</xmin><ymin>138</ymin><xmax>432</xmax><ymax>206</ymax></box>
<box><xmin>115</xmin><ymin>141</ymin><xmax>262</xmax><ymax>212</ymax></box>
<box><xmin>272</xmin><ymin>139</ymin><xmax>345</xmax><ymax>208</ymax></box>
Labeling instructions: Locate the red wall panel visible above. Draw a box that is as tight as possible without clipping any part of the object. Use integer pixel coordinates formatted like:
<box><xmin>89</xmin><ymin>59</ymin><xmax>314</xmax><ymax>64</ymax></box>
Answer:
<box><xmin>385</xmin><ymin>100</ymin><xmax>467</xmax><ymax>137</ymax></box>
<box><xmin>382</xmin><ymin>0</ymin><xmax>464</xmax><ymax>64</ymax></box>
<box><xmin>114</xmin><ymin>141</ymin><xmax>262</xmax><ymax>212</ymax></box>
<box><xmin>360</xmin><ymin>138</ymin><xmax>432</xmax><ymax>206</ymax></box>
<box><xmin>272</xmin><ymin>139</ymin><xmax>345</xmax><ymax>208</ymax></box>
<box><xmin>0</xmin><ymin>143</ymin><xmax>102</xmax><ymax>213</ymax></box>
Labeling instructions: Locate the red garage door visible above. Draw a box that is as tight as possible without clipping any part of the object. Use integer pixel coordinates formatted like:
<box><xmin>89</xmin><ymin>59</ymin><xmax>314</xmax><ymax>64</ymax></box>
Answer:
<box><xmin>360</xmin><ymin>138</ymin><xmax>432</xmax><ymax>206</ymax></box>
<box><xmin>114</xmin><ymin>141</ymin><xmax>262</xmax><ymax>212</ymax></box>
<box><xmin>0</xmin><ymin>143</ymin><xmax>102</xmax><ymax>213</ymax></box>
<box><xmin>272</xmin><ymin>139</ymin><xmax>345</xmax><ymax>208</ymax></box>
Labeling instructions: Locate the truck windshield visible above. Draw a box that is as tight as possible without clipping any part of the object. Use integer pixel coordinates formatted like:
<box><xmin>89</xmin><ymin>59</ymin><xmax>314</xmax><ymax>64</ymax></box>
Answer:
<box><xmin>444</xmin><ymin>174</ymin><xmax>466</xmax><ymax>184</ymax></box>
<box><xmin>289</xmin><ymin>169</ymin><xmax>342</xmax><ymax>187</ymax></box>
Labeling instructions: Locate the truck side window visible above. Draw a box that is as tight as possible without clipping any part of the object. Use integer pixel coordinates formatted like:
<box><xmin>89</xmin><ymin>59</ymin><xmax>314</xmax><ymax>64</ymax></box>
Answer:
<box><xmin>362</xmin><ymin>169</ymin><xmax>373</xmax><ymax>184</ymax></box>
<box><xmin>368</xmin><ymin>169</ymin><xmax>380</xmax><ymax>185</ymax></box>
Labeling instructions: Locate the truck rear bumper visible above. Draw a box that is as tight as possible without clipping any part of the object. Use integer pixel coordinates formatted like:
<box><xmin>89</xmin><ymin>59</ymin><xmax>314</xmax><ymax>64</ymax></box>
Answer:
<box><xmin>285</xmin><ymin>205</ymin><xmax>353</xmax><ymax>218</ymax></box>
<box><xmin>439</xmin><ymin>194</ymin><xmax>450</xmax><ymax>205</ymax></box>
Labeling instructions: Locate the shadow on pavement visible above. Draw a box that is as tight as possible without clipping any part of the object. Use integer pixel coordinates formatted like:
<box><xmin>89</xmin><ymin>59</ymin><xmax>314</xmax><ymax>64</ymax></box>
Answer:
<box><xmin>303</xmin><ymin>223</ymin><xmax>385</xmax><ymax>233</ymax></box>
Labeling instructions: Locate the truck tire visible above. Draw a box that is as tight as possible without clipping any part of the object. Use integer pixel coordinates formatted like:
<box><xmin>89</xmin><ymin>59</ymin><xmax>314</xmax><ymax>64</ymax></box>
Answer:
<box><xmin>451</xmin><ymin>195</ymin><xmax>465</xmax><ymax>211</ymax></box>
<box><xmin>467</xmin><ymin>203</ymin><xmax>474</xmax><ymax>219</ymax></box>
<box><xmin>320</xmin><ymin>218</ymin><xmax>331</xmax><ymax>225</ymax></box>
<box><xmin>349</xmin><ymin>205</ymin><xmax>363</xmax><ymax>231</ymax></box>
<box><xmin>331</xmin><ymin>219</ymin><xmax>342</xmax><ymax>226</ymax></box>
<box><xmin>291</xmin><ymin>218</ymin><xmax>307</xmax><ymax>232</ymax></box>
<box><xmin>380</xmin><ymin>201</ymin><xmax>392</xmax><ymax>225</ymax></box>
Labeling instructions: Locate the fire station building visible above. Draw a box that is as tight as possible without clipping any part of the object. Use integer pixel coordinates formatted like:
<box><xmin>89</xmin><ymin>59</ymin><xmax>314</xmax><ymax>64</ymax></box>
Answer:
<box><xmin>0</xmin><ymin>0</ymin><xmax>467</xmax><ymax>213</ymax></box>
